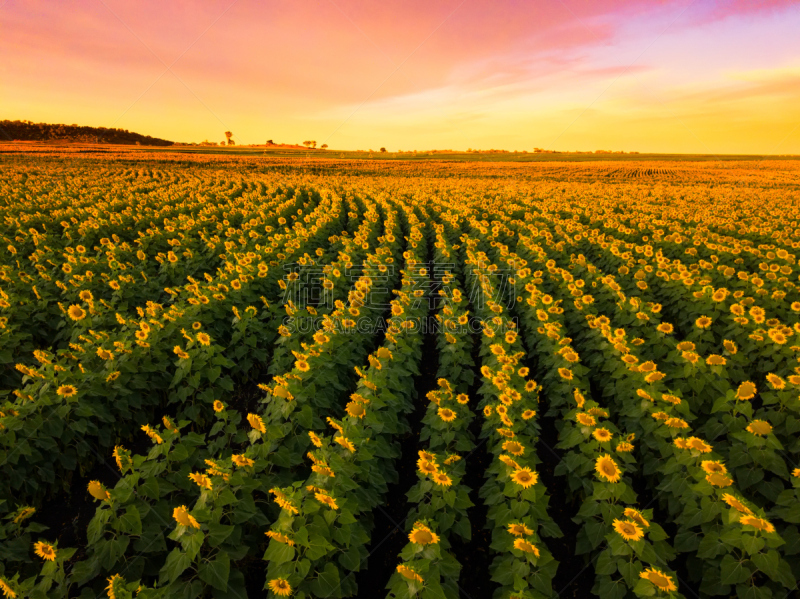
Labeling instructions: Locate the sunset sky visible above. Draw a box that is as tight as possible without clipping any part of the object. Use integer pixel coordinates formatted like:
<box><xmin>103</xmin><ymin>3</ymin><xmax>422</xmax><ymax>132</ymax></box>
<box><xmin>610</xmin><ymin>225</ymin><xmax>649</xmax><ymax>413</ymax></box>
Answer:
<box><xmin>2</xmin><ymin>0</ymin><xmax>799</xmax><ymax>154</ymax></box>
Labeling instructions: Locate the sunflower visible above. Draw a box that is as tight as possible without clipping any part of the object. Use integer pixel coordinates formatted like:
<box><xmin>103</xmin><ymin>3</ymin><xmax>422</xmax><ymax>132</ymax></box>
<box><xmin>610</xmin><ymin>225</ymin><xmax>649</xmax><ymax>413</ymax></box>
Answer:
<box><xmin>525</xmin><ymin>380</ymin><xmax>537</xmax><ymax>392</ymax></box>
<box><xmin>665</xmin><ymin>417</ymin><xmax>689</xmax><ymax>429</ymax></box>
<box><xmin>408</xmin><ymin>523</ymin><xmax>440</xmax><ymax>545</ymax></box>
<box><xmin>0</xmin><ymin>577</ymin><xmax>17</xmax><ymax>599</ymax></box>
<box><xmin>558</xmin><ymin>368</ymin><xmax>573</xmax><ymax>380</ymax></box>
<box><xmin>265</xmin><ymin>531</ymin><xmax>294</xmax><ymax>546</ymax></box>
<box><xmin>56</xmin><ymin>385</ymin><xmax>78</xmax><ymax>397</ymax></box>
<box><xmin>87</xmin><ymin>480</ymin><xmax>111</xmax><ymax>501</ymax></box>
<box><xmin>188</xmin><ymin>472</ymin><xmax>213</xmax><ymax>491</ymax></box>
<box><xmin>502</xmin><ymin>440</ymin><xmax>525</xmax><ymax>456</ymax></box>
<box><xmin>513</xmin><ymin>538</ymin><xmax>540</xmax><ymax>557</ymax></box>
<box><xmin>96</xmin><ymin>348</ymin><xmax>114</xmax><ymax>360</ymax></box>
<box><xmin>508</xmin><ymin>522</ymin><xmax>535</xmax><ymax>537</ymax></box>
<box><xmin>511</xmin><ymin>467</ymin><xmax>538</xmax><ymax>489</ymax></box>
<box><xmin>34</xmin><ymin>541</ymin><xmax>56</xmax><ymax>561</ymax></box>
<box><xmin>721</xmin><ymin>493</ymin><xmax>752</xmax><ymax>515</ymax></box>
<box><xmin>576</xmin><ymin>413</ymin><xmax>596</xmax><ymax>427</ymax></box>
<box><xmin>521</xmin><ymin>409</ymin><xmax>536</xmax><ymax>420</ymax></box>
<box><xmin>335</xmin><ymin>435</ymin><xmax>356</xmax><ymax>452</ymax></box>
<box><xmin>268</xmin><ymin>578</ymin><xmax>293</xmax><ymax>596</ymax></box>
<box><xmin>686</xmin><ymin>437</ymin><xmax>712</xmax><ymax>453</ymax></box>
<box><xmin>213</xmin><ymin>400</ymin><xmax>225</xmax><ymax>412</ymax></box>
<box><xmin>67</xmin><ymin>304</ymin><xmax>86</xmax><ymax>321</ymax></box>
<box><xmin>624</xmin><ymin>508</ymin><xmax>650</xmax><ymax>528</ymax></box>
<box><xmin>315</xmin><ymin>492</ymin><xmax>339</xmax><ymax>510</ymax></box>
<box><xmin>456</xmin><ymin>393</ymin><xmax>469</xmax><ymax>404</ymax></box>
<box><xmin>308</xmin><ymin>431</ymin><xmax>323</xmax><ymax>447</ymax></box>
<box><xmin>739</xmin><ymin>515</ymin><xmax>775</xmax><ymax>533</ymax></box>
<box><xmin>639</xmin><ymin>568</ymin><xmax>677</xmax><ymax>592</ymax></box>
<box><xmin>657</xmin><ymin>323</ymin><xmax>674</xmax><ymax>334</ymax></box>
<box><xmin>595</xmin><ymin>454</ymin><xmax>621</xmax><ymax>483</ymax></box>
<box><xmin>723</xmin><ymin>340</ymin><xmax>737</xmax><ymax>354</ymax></box>
<box><xmin>106</xmin><ymin>574</ymin><xmax>124</xmax><ymax>599</ymax></box>
<box><xmin>706</xmin><ymin>472</ymin><xmax>733</xmax><ymax>487</ymax></box>
<box><xmin>735</xmin><ymin>381</ymin><xmax>756</xmax><ymax>400</ymax></box>
<box><xmin>418</xmin><ymin>459</ymin><xmax>438</xmax><ymax>475</ymax></box>
<box><xmin>695</xmin><ymin>316</ymin><xmax>712</xmax><ymax>329</ymax></box>
<box><xmin>705</xmin><ymin>354</ymin><xmax>726</xmax><ymax>366</ymax></box>
<box><xmin>701</xmin><ymin>460</ymin><xmax>727</xmax><ymax>475</ymax></box>
<box><xmin>196</xmin><ymin>332</ymin><xmax>211</xmax><ymax>346</ymax></box>
<box><xmin>438</xmin><ymin>407</ymin><xmax>457</xmax><ymax>422</ymax></box>
<box><xmin>592</xmin><ymin>428</ymin><xmax>612</xmax><ymax>442</ymax></box>
<box><xmin>613</xmin><ymin>519</ymin><xmax>644</xmax><ymax>542</ymax></box>
<box><xmin>247</xmin><ymin>413</ymin><xmax>266</xmax><ymax>434</ymax></box>
<box><xmin>433</xmin><ymin>472</ymin><xmax>452</xmax><ymax>487</ymax></box>
<box><xmin>766</xmin><ymin>373</ymin><xmax>785</xmax><ymax>390</ymax></box>
<box><xmin>676</xmin><ymin>341</ymin><xmax>696</xmax><ymax>352</ymax></box>
<box><xmin>746</xmin><ymin>420</ymin><xmax>772</xmax><ymax>436</ymax></box>
<box><xmin>396</xmin><ymin>564</ymin><xmax>423</xmax><ymax>583</ymax></box>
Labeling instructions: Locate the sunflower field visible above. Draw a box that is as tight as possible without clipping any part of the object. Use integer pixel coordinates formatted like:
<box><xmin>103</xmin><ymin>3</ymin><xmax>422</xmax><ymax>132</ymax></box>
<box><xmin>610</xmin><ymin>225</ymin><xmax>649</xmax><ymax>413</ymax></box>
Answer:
<box><xmin>0</xmin><ymin>152</ymin><xmax>799</xmax><ymax>599</ymax></box>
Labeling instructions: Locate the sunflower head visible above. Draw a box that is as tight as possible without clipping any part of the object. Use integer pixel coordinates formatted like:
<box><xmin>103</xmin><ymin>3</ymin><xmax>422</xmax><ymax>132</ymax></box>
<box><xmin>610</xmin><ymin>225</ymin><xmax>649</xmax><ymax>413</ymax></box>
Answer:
<box><xmin>595</xmin><ymin>454</ymin><xmax>621</xmax><ymax>483</ymax></box>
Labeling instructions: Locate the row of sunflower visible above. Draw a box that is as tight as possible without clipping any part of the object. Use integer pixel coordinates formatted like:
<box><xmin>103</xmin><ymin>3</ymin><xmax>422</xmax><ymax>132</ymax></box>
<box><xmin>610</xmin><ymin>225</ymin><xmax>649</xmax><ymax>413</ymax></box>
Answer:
<box><xmin>387</xmin><ymin>216</ymin><xmax>477</xmax><ymax>599</ymax></box>
<box><xmin>541</xmin><ymin>245</ymin><xmax>797</xmax><ymax>597</ymax></box>
<box><xmin>0</xmin><ymin>189</ymin><xmax>343</xmax><ymax>505</ymax></box>
<box><xmin>0</xmin><ymin>193</ymin><xmax>410</xmax><ymax>597</ymax></box>
<box><xmin>261</xmin><ymin>213</ymin><xmax>430</xmax><ymax>597</ymax></box>
<box><xmin>461</xmin><ymin>231</ymin><xmax>561</xmax><ymax>599</ymax></box>
<box><xmin>495</xmin><ymin>235</ymin><xmax>684</xmax><ymax>598</ymax></box>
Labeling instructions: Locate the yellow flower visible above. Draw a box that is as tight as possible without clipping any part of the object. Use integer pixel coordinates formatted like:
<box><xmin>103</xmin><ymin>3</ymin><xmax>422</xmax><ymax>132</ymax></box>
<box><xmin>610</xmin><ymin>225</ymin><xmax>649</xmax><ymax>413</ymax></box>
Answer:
<box><xmin>67</xmin><ymin>304</ymin><xmax>86</xmax><ymax>321</ymax></box>
<box><xmin>268</xmin><ymin>578</ymin><xmax>293</xmax><ymax>596</ymax></box>
<box><xmin>613</xmin><ymin>519</ymin><xmax>644</xmax><ymax>541</ymax></box>
<box><xmin>433</xmin><ymin>472</ymin><xmax>452</xmax><ymax>487</ymax></box>
<box><xmin>616</xmin><ymin>442</ymin><xmax>634</xmax><ymax>453</ymax></box>
<box><xmin>502</xmin><ymin>440</ymin><xmax>525</xmax><ymax>456</ymax></box>
<box><xmin>721</xmin><ymin>493</ymin><xmax>752</xmax><ymax>515</ymax></box>
<box><xmin>265</xmin><ymin>531</ymin><xmax>295</xmax><ymax>546</ymax></box>
<box><xmin>438</xmin><ymin>407</ymin><xmax>457</xmax><ymax>422</ymax></box>
<box><xmin>695</xmin><ymin>316</ymin><xmax>712</xmax><ymax>329</ymax></box>
<box><xmin>309</xmin><ymin>431</ymin><xmax>323</xmax><ymax>447</ymax></box>
<box><xmin>592</xmin><ymin>428</ymin><xmax>612</xmax><ymax>442</ymax></box>
<box><xmin>335</xmin><ymin>435</ymin><xmax>356</xmax><ymax>452</ymax></box>
<box><xmin>746</xmin><ymin>420</ymin><xmax>772</xmax><ymax>436</ymax></box>
<box><xmin>739</xmin><ymin>515</ymin><xmax>775</xmax><ymax>533</ymax></box>
<box><xmin>766</xmin><ymin>373</ymin><xmax>785</xmax><ymax>390</ymax></box>
<box><xmin>513</xmin><ymin>538</ymin><xmax>540</xmax><ymax>557</ymax></box>
<box><xmin>56</xmin><ymin>385</ymin><xmax>78</xmax><ymax>397</ymax></box>
<box><xmin>213</xmin><ymin>400</ymin><xmax>225</xmax><ymax>412</ymax></box>
<box><xmin>736</xmin><ymin>381</ymin><xmax>757</xmax><ymax>400</ymax></box>
<box><xmin>188</xmin><ymin>472</ymin><xmax>213</xmax><ymax>491</ymax></box>
<box><xmin>623</xmin><ymin>508</ymin><xmax>650</xmax><ymax>528</ymax></box>
<box><xmin>345</xmin><ymin>401</ymin><xmax>366</xmax><ymax>418</ymax></box>
<box><xmin>657</xmin><ymin>323</ymin><xmax>674</xmax><ymax>334</ymax></box>
<box><xmin>706</xmin><ymin>472</ymin><xmax>733</xmax><ymax>487</ymax></box>
<box><xmin>686</xmin><ymin>437</ymin><xmax>712</xmax><ymax>453</ymax></box>
<box><xmin>418</xmin><ymin>460</ymin><xmax>438</xmax><ymax>475</ymax></box>
<box><xmin>196</xmin><ymin>332</ymin><xmax>211</xmax><ymax>346</ymax></box>
<box><xmin>0</xmin><ymin>577</ymin><xmax>16</xmax><ymax>599</ymax></box>
<box><xmin>639</xmin><ymin>567</ymin><xmax>677</xmax><ymax>592</ymax></box>
<box><xmin>595</xmin><ymin>454</ymin><xmax>621</xmax><ymax>483</ymax></box>
<box><xmin>34</xmin><ymin>541</ymin><xmax>57</xmax><ymax>561</ymax></box>
<box><xmin>247</xmin><ymin>413</ymin><xmax>266</xmax><ymax>434</ymax></box>
<box><xmin>397</xmin><ymin>564</ymin><xmax>423</xmax><ymax>583</ymax></box>
<box><xmin>408</xmin><ymin>522</ymin><xmax>440</xmax><ymax>545</ymax></box>
<box><xmin>558</xmin><ymin>368</ymin><xmax>573</xmax><ymax>380</ymax></box>
<box><xmin>521</xmin><ymin>409</ymin><xmax>536</xmax><ymax>420</ymax></box>
<box><xmin>232</xmin><ymin>454</ymin><xmax>255</xmax><ymax>467</ymax></box>
<box><xmin>576</xmin><ymin>413</ymin><xmax>596</xmax><ymax>427</ymax></box>
<box><xmin>87</xmin><ymin>480</ymin><xmax>111</xmax><ymax>501</ymax></box>
<box><xmin>507</xmin><ymin>522</ymin><xmax>535</xmax><ymax>537</ymax></box>
<box><xmin>511</xmin><ymin>467</ymin><xmax>538</xmax><ymax>489</ymax></box>
<box><xmin>723</xmin><ymin>339</ymin><xmax>738</xmax><ymax>354</ymax></box>
<box><xmin>315</xmin><ymin>492</ymin><xmax>339</xmax><ymax>510</ymax></box>
<box><xmin>706</xmin><ymin>354</ymin><xmax>726</xmax><ymax>366</ymax></box>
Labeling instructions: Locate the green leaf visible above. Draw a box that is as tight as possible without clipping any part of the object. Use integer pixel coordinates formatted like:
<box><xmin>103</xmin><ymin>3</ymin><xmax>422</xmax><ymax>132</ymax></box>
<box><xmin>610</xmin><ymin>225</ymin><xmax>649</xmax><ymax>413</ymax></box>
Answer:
<box><xmin>719</xmin><ymin>554</ymin><xmax>751</xmax><ymax>586</ymax></box>
<box><xmin>199</xmin><ymin>551</ymin><xmax>230</xmax><ymax>592</ymax></box>
<box><xmin>207</xmin><ymin>522</ymin><xmax>235</xmax><ymax>547</ymax></box>
<box><xmin>120</xmin><ymin>505</ymin><xmax>142</xmax><ymax>535</ymax></box>
<box><xmin>263</xmin><ymin>539</ymin><xmax>295</xmax><ymax>564</ymax></box>
<box><xmin>310</xmin><ymin>562</ymin><xmax>341</xmax><ymax>598</ymax></box>
<box><xmin>160</xmin><ymin>549</ymin><xmax>191</xmax><ymax>584</ymax></box>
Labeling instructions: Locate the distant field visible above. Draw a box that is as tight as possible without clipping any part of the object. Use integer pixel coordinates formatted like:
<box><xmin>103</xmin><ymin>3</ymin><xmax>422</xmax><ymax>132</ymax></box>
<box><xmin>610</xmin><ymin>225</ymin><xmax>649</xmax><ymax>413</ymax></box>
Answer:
<box><xmin>0</xmin><ymin>149</ymin><xmax>799</xmax><ymax>599</ymax></box>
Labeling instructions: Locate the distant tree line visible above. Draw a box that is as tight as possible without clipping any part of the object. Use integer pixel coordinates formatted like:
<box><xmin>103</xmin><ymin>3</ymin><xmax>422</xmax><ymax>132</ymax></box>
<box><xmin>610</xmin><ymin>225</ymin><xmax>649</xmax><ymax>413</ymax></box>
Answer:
<box><xmin>0</xmin><ymin>120</ymin><xmax>174</xmax><ymax>146</ymax></box>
